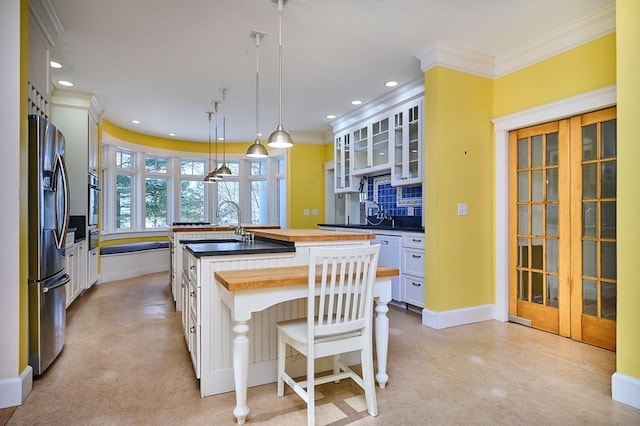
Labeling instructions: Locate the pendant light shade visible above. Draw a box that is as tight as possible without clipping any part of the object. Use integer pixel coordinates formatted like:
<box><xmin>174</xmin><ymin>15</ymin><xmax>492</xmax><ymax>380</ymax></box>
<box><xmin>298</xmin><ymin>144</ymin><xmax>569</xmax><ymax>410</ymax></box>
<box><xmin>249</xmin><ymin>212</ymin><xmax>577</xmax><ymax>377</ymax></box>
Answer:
<box><xmin>267</xmin><ymin>0</ymin><xmax>293</xmax><ymax>149</ymax></box>
<box><xmin>204</xmin><ymin>110</ymin><xmax>220</xmax><ymax>182</ymax></box>
<box><xmin>247</xmin><ymin>30</ymin><xmax>269</xmax><ymax>158</ymax></box>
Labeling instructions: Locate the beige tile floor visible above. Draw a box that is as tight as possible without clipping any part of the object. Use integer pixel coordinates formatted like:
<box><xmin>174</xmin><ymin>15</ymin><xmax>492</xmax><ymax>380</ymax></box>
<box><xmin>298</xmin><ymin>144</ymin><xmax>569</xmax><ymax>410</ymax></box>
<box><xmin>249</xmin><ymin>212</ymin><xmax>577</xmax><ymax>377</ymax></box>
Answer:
<box><xmin>4</xmin><ymin>272</ymin><xmax>640</xmax><ymax>425</ymax></box>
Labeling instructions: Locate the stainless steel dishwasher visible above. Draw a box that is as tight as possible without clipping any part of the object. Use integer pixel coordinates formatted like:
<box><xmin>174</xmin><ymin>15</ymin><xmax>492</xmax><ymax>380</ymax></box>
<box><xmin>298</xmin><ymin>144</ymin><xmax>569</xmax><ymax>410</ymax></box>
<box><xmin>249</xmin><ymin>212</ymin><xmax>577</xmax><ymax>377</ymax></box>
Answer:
<box><xmin>373</xmin><ymin>233</ymin><xmax>402</xmax><ymax>304</ymax></box>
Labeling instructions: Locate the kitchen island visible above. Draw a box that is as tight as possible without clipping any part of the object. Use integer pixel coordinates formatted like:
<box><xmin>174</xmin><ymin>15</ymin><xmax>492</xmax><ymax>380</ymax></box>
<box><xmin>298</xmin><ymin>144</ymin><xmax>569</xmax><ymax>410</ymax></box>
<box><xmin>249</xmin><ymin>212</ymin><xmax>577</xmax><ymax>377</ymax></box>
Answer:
<box><xmin>180</xmin><ymin>229</ymin><xmax>396</xmax><ymax>404</ymax></box>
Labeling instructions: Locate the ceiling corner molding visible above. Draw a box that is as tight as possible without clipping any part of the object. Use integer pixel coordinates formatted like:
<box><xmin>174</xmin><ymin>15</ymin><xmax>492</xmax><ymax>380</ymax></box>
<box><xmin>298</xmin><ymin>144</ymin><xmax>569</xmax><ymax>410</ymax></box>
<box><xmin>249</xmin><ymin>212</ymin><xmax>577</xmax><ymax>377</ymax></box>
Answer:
<box><xmin>330</xmin><ymin>77</ymin><xmax>424</xmax><ymax>133</ymax></box>
<box><xmin>29</xmin><ymin>0</ymin><xmax>64</xmax><ymax>48</ymax></box>
<box><xmin>89</xmin><ymin>96</ymin><xmax>104</xmax><ymax>123</ymax></box>
<box><xmin>494</xmin><ymin>3</ymin><xmax>616</xmax><ymax>78</ymax></box>
<box><xmin>414</xmin><ymin>41</ymin><xmax>495</xmax><ymax>79</ymax></box>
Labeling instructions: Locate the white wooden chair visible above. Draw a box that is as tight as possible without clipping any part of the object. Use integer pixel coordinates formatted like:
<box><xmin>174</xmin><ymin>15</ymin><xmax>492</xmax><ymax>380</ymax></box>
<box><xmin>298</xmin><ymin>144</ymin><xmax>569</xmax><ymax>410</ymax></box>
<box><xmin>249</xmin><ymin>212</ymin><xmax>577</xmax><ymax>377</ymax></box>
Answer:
<box><xmin>276</xmin><ymin>244</ymin><xmax>381</xmax><ymax>426</ymax></box>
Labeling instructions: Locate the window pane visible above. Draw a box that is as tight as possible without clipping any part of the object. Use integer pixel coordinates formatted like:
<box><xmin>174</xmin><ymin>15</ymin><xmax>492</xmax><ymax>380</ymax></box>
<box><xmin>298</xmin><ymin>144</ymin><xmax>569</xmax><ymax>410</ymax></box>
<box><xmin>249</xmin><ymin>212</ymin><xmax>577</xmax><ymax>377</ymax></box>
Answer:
<box><xmin>583</xmin><ymin>240</ymin><xmax>597</xmax><ymax>277</ymax></box>
<box><xmin>251</xmin><ymin>161</ymin><xmax>267</xmax><ymax>176</ymax></box>
<box><xmin>518</xmin><ymin>205</ymin><xmax>529</xmax><ymax>235</ymax></box>
<box><xmin>601</xmin><ymin>160</ymin><xmax>616</xmax><ymax>198</ymax></box>
<box><xmin>532</xmin><ymin>238</ymin><xmax>543</xmax><ymax>270</ymax></box>
<box><xmin>517</xmin><ymin>138</ymin><xmax>528</xmax><ymax>168</ymax></box>
<box><xmin>217</xmin><ymin>181</ymin><xmax>240</xmax><ymax>224</ymax></box>
<box><xmin>546</xmin><ymin>168</ymin><xmax>558</xmax><ymax>201</ymax></box>
<box><xmin>146</xmin><ymin>157</ymin><xmax>168</xmax><ymax>174</ymax></box>
<box><xmin>117</xmin><ymin>151</ymin><xmax>133</xmax><ymax>169</ymax></box>
<box><xmin>180</xmin><ymin>180</ymin><xmax>204</xmax><ymax>222</ymax></box>
<box><xmin>518</xmin><ymin>270</ymin><xmax>529</xmax><ymax>301</ymax></box>
<box><xmin>216</xmin><ymin>161</ymin><xmax>240</xmax><ymax>176</ymax></box>
<box><xmin>250</xmin><ymin>180</ymin><xmax>267</xmax><ymax>224</ymax></box>
<box><xmin>518</xmin><ymin>238</ymin><xmax>529</xmax><ymax>267</ymax></box>
<box><xmin>278</xmin><ymin>159</ymin><xmax>285</xmax><ymax>174</ymax></box>
<box><xmin>531</xmin><ymin>205</ymin><xmax>543</xmax><ymax>235</ymax></box>
<box><xmin>181</xmin><ymin>160</ymin><xmax>205</xmax><ymax>176</ymax></box>
<box><xmin>278</xmin><ymin>177</ymin><xmax>286</xmax><ymax>227</ymax></box>
<box><xmin>601</xmin><ymin>201</ymin><xmax>616</xmax><ymax>239</ymax></box>
<box><xmin>583</xmin><ymin>202</ymin><xmax>597</xmax><ymax>238</ymax></box>
<box><xmin>518</xmin><ymin>172</ymin><xmax>528</xmax><ymax>201</ymax></box>
<box><xmin>531</xmin><ymin>170</ymin><xmax>542</xmax><ymax>201</ymax></box>
<box><xmin>546</xmin><ymin>239</ymin><xmax>558</xmax><ymax>272</ymax></box>
<box><xmin>116</xmin><ymin>174</ymin><xmax>132</xmax><ymax>229</ymax></box>
<box><xmin>601</xmin><ymin>242</ymin><xmax>616</xmax><ymax>280</ymax></box>
<box><xmin>546</xmin><ymin>274</ymin><xmax>559</xmax><ymax>307</ymax></box>
<box><xmin>582</xmin><ymin>163</ymin><xmax>597</xmax><ymax>199</ymax></box>
<box><xmin>546</xmin><ymin>204</ymin><xmax>558</xmax><ymax>236</ymax></box>
<box><xmin>602</xmin><ymin>282</ymin><xmax>616</xmax><ymax>320</ymax></box>
<box><xmin>145</xmin><ymin>178</ymin><xmax>168</xmax><ymax>227</ymax></box>
<box><xmin>532</xmin><ymin>272</ymin><xmax>543</xmax><ymax>304</ymax></box>
<box><xmin>531</xmin><ymin>135</ymin><xmax>543</xmax><ymax>167</ymax></box>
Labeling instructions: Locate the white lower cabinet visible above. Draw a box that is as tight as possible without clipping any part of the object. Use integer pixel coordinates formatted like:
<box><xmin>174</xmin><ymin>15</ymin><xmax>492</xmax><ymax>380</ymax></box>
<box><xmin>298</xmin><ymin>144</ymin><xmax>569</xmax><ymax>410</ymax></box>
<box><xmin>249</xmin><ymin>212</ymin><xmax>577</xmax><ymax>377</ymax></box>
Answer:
<box><xmin>401</xmin><ymin>232</ymin><xmax>425</xmax><ymax>308</ymax></box>
<box><xmin>182</xmin><ymin>249</ymin><xmax>201</xmax><ymax>378</ymax></box>
<box><xmin>65</xmin><ymin>236</ymin><xmax>82</xmax><ymax>307</ymax></box>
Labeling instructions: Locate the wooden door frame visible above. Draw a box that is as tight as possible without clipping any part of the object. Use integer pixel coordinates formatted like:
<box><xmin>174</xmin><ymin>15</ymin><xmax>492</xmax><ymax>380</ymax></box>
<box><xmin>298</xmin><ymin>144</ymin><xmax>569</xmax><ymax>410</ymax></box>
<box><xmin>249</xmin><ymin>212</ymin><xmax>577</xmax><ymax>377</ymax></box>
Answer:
<box><xmin>492</xmin><ymin>86</ymin><xmax>616</xmax><ymax>322</ymax></box>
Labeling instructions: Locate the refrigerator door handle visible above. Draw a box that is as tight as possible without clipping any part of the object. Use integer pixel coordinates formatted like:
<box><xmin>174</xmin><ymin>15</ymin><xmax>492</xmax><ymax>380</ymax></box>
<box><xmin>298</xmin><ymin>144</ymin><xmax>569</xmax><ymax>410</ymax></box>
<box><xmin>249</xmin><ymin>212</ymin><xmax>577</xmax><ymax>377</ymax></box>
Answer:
<box><xmin>53</xmin><ymin>153</ymin><xmax>70</xmax><ymax>250</ymax></box>
<box><xmin>43</xmin><ymin>273</ymin><xmax>71</xmax><ymax>293</ymax></box>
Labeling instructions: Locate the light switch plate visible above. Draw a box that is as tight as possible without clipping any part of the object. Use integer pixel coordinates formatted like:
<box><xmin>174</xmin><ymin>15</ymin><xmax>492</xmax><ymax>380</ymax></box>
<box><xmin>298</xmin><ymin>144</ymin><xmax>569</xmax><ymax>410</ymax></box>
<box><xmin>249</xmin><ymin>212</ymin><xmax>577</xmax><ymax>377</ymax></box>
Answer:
<box><xmin>457</xmin><ymin>203</ymin><xmax>468</xmax><ymax>216</ymax></box>
<box><xmin>303</xmin><ymin>209</ymin><xmax>310</xmax><ymax>216</ymax></box>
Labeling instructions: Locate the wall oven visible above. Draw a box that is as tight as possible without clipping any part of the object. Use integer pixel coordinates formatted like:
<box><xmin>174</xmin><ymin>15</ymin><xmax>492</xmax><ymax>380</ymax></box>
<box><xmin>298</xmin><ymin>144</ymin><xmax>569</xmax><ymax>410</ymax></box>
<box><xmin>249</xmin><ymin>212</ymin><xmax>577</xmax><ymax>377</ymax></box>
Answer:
<box><xmin>88</xmin><ymin>173</ymin><xmax>100</xmax><ymax>226</ymax></box>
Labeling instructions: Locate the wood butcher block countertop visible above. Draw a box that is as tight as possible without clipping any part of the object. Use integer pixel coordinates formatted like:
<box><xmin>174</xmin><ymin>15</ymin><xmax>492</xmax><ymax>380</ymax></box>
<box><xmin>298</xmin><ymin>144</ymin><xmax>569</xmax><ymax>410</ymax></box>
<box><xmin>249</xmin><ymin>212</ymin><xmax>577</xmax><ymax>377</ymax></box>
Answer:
<box><xmin>251</xmin><ymin>228</ymin><xmax>375</xmax><ymax>242</ymax></box>
<box><xmin>215</xmin><ymin>265</ymin><xmax>399</xmax><ymax>291</ymax></box>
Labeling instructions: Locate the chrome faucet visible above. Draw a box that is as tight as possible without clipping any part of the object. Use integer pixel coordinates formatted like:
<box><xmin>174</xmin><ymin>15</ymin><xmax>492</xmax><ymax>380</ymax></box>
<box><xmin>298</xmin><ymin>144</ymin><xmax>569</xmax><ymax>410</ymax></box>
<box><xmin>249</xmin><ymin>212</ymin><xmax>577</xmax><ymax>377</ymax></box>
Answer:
<box><xmin>216</xmin><ymin>200</ymin><xmax>244</xmax><ymax>236</ymax></box>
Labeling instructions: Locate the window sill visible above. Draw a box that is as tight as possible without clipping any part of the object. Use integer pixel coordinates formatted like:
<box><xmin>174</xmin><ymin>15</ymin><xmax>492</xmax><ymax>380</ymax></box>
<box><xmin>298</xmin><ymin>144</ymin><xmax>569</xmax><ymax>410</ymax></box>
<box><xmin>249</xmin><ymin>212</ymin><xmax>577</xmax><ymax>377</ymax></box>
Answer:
<box><xmin>101</xmin><ymin>228</ymin><xmax>169</xmax><ymax>242</ymax></box>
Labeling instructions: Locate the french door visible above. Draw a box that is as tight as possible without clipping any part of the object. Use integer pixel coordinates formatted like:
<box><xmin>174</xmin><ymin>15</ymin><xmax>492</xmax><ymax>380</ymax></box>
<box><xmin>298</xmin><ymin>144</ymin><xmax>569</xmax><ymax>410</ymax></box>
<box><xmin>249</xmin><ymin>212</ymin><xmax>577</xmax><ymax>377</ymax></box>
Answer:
<box><xmin>509</xmin><ymin>107</ymin><xmax>617</xmax><ymax>351</ymax></box>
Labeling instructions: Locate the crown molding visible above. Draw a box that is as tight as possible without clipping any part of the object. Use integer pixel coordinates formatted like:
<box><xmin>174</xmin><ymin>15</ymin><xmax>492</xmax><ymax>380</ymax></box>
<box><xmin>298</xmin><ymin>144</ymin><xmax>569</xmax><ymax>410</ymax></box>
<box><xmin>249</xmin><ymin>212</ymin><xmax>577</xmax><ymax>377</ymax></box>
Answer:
<box><xmin>330</xmin><ymin>77</ymin><xmax>424</xmax><ymax>134</ymax></box>
<box><xmin>415</xmin><ymin>41</ymin><xmax>494</xmax><ymax>79</ymax></box>
<box><xmin>414</xmin><ymin>4</ymin><xmax>615</xmax><ymax>80</ymax></box>
<box><xmin>494</xmin><ymin>3</ymin><xmax>615</xmax><ymax>78</ymax></box>
<box><xmin>29</xmin><ymin>0</ymin><xmax>64</xmax><ymax>49</ymax></box>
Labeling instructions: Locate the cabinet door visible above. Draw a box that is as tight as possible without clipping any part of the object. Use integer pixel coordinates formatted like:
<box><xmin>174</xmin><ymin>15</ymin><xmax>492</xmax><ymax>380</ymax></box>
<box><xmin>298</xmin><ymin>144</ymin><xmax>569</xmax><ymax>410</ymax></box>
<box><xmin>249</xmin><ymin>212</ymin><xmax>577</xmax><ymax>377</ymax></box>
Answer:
<box><xmin>335</xmin><ymin>132</ymin><xmax>357</xmax><ymax>193</ymax></box>
<box><xmin>352</xmin><ymin>124</ymin><xmax>369</xmax><ymax>173</ymax></box>
<box><xmin>392</xmin><ymin>99</ymin><xmax>423</xmax><ymax>186</ymax></box>
<box><xmin>352</xmin><ymin>117</ymin><xmax>391</xmax><ymax>176</ymax></box>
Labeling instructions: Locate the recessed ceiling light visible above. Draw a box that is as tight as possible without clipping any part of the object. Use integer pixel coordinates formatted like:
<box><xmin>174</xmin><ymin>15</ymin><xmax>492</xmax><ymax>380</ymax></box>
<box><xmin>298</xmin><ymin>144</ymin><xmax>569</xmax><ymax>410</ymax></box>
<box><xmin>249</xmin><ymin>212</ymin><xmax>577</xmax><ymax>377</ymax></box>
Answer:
<box><xmin>351</xmin><ymin>100</ymin><xmax>362</xmax><ymax>106</ymax></box>
<box><xmin>50</xmin><ymin>61</ymin><xmax>62</xmax><ymax>69</ymax></box>
<box><xmin>169</xmin><ymin>133</ymin><xmax>176</xmax><ymax>137</ymax></box>
<box><xmin>385</xmin><ymin>81</ymin><xmax>398</xmax><ymax>87</ymax></box>
<box><xmin>131</xmin><ymin>120</ymin><xmax>140</xmax><ymax>124</ymax></box>
<box><xmin>57</xmin><ymin>80</ymin><xmax>74</xmax><ymax>87</ymax></box>
<box><xmin>326</xmin><ymin>114</ymin><xmax>336</xmax><ymax>119</ymax></box>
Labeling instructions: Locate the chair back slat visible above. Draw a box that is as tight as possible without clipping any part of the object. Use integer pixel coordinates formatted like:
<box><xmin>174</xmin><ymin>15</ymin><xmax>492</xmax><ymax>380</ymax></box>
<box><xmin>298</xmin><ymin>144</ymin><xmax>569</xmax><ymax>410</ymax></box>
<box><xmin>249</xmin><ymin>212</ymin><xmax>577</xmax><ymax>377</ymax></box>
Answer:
<box><xmin>308</xmin><ymin>245</ymin><xmax>380</xmax><ymax>338</ymax></box>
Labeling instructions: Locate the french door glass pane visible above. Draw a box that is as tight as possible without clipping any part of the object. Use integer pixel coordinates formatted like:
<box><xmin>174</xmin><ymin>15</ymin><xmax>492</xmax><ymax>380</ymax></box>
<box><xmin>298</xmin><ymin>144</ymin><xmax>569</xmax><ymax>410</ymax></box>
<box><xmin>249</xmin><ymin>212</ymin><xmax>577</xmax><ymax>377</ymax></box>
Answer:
<box><xmin>531</xmin><ymin>205</ymin><xmax>543</xmax><ymax>235</ymax></box>
<box><xmin>601</xmin><ymin>120</ymin><xmax>617</xmax><ymax>158</ymax></box>
<box><xmin>582</xmin><ymin>240</ymin><xmax>597</xmax><ymax>277</ymax></box>
<box><xmin>601</xmin><ymin>160</ymin><xmax>616</xmax><ymax>198</ymax></box>
<box><xmin>532</xmin><ymin>170</ymin><xmax>543</xmax><ymax>201</ymax></box>
<box><xmin>532</xmin><ymin>135</ymin><xmax>543</xmax><ymax>167</ymax></box>
<box><xmin>546</xmin><ymin>239</ymin><xmax>558</xmax><ymax>272</ymax></box>
<box><xmin>582</xmin><ymin>163</ymin><xmax>597</xmax><ymax>198</ymax></box>
<box><xmin>518</xmin><ymin>238</ymin><xmax>529</xmax><ymax>267</ymax></box>
<box><xmin>518</xmin><ymin>270</ymin><xmax>529</xmax><ymax>301</ymax></box>
<box><xmin>546</xmin><ymin>132</ymin><xmax>558</xmax><ymax>165</ymax></box>
<box><xmin>602</xmin><ymin>283</ymin><xmax>616</xmax><ymax>320</ymax></box>
<box><xmin>532</xmin><ymin>272</ymin><xmax>544</xmax><ymax>304</ymax></box>
<box><xmin>583</xmin><ymin>202</ymin><xmax>597</xmax><ymax>237</ymax></box>
<box><xmin>518</xmin><ymin>172</ymin><xmax>529</xmax><ymax>201</ymax></box>
<box><xmin>532</xmin><ymin>238</ymin><xmax>543</xmax><ymax>269</ymax></box>
<box><xmin>546</xmin><ymin>204</ymin><xmax>558</xmax><ymax>236</ymax></box>
<box><xmin>518</xmin><ymin>138</ymin><xmax>528</xmax><ymax>168</ymax></box>
<box><xmin>518</xmin><ymin>205</ymin><xmax>529</xmax><ymax>234</ymax></box>
<box><xmin>601</xmin><ymin>202</ymin><xmax>616</xmax><ymax>239</ymax></box>
<box><xmin>601</xmin><ymin>242</ymin><xmax>617</xmax><ymax>280</ymax></box>
<box><xmin>547</xmin><ymin>274</ymin><xmax>559</xmax><ymax>307</ymax></box>
<box><xmin>582</xmin><ymin>124</ymin><xmax>597</xmax><ymax>160</ymax></box>
<box><xmin>546</xmin><ymin>168</ymin><xmax>558</xmax><ymax>200</ymax></box>
<box><xmin>583</xmin><ymin>279</ymin><xmax>597</xmax><ymax>316</ymax></box>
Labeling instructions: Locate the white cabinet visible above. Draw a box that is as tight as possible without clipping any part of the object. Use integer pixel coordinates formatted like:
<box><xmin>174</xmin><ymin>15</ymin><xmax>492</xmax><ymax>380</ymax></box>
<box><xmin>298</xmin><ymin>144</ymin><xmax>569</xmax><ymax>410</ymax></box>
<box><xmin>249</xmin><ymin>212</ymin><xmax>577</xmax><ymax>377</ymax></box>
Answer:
<box><xmin>77</xmin><ymin>240</ymin><xmax>88</xmax><ymax>291</ymax></box>
<box><xmin>352</xmin><ymin>116</ymin><xmax>391</xmax><ymax>176</ymax></box>
<box><xmin>65</xmin><ymin>234</ymin><xmax>82</xmax><ymax>307</ymax></box>
<box><xmin>334</xmin><ymin>131</ymin><xmax>358</xmax><ymax>193</ymax></box>
<box><xmin>88</xmin><ymin>247</ymin><xmax>98</xmax><ymax>287</ymax></box>
<box><xmin>373</xmin><ymin>233</ymin><xmax>402</xmax><ymax>303</ymax></box>
<box><xmin>182</xmin><ymin>248</ymin><xmax>201</xmax><ymax>378</ymax></box>
<box><xmin>391</xmin><ymin>99</ymin><xmax>423</xmax><ymax>187</ymax></box>
<box><xmin>401</xmin><ymin>232</ymin><xmax>425</xmax><ymax>308</ymax></box>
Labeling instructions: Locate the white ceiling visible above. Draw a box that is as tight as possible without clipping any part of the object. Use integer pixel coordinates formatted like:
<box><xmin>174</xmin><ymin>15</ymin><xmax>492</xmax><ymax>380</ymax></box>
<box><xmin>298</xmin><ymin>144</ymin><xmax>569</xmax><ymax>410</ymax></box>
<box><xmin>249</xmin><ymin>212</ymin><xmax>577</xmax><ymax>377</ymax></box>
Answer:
<box><xmin>44</xmin><ymin>0</ymin><xmax>612</xmax><ymax>144</ymax></box>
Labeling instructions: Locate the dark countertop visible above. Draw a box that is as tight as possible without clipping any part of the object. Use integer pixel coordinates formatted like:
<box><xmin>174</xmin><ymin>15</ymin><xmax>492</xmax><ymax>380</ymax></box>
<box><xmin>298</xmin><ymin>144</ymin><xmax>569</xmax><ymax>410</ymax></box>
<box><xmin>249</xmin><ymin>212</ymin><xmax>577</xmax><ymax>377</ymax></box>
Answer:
<box><xmin>184</xmin><ymin>237</ymin><xmax>295</xmax><ymax>258</ymax></box>
<box><xmin>317</xmin><ymin>223</ymin><xmax>425</xmax><ymax>233</ymax></box>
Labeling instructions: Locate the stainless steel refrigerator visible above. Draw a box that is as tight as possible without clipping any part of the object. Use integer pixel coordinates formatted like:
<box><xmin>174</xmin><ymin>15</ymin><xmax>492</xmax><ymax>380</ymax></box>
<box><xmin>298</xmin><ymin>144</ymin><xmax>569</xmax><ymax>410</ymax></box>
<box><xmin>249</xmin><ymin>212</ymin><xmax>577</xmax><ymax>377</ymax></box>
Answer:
<box><xmin>28</xmin><ymin>115</ymin><xmax>71</xmax><ymax>376</ymax></box>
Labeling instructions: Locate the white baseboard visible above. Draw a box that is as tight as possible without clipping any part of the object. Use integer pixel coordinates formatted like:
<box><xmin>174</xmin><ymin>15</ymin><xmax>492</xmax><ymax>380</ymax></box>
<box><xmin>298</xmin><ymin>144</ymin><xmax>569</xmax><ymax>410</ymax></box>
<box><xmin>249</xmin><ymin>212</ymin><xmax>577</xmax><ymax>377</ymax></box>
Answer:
<box><xmin>421</xmin><ymin>304</ymin><xmax>495</xmax><ymax>329</ymax></box>
<box><xmin>101</xmin><ymin>248</ymin><xmax>169</xmax><ymax>283</ymax></box>
<box><xmin>0</xmin><ymin>365</ymin><xmax>32</xmax><ymax>409</ymax></box>
<box><xmin>612</xmin><ymin>372</ymin><xmax>640</xmax><ymax>409</ymax></box>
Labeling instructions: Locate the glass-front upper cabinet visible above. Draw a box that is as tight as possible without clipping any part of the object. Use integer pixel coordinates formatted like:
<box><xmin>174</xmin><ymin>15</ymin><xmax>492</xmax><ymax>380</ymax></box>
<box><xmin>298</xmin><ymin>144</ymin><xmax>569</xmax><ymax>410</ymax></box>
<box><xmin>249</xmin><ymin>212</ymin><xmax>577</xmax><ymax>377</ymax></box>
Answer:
<box><xmin>352</xmin><ymin>117</ymin><xmax>390</xmax><ymax>176</ymax></box>
<box><xmin>335</xmin><ymin>131</ymin><xmax>358</xmax><ymax>193</ymax></box>
<box><xmin>391</xmin><ymin>98</ymin><xmax>423</xmax><ymax>187</ymax></box>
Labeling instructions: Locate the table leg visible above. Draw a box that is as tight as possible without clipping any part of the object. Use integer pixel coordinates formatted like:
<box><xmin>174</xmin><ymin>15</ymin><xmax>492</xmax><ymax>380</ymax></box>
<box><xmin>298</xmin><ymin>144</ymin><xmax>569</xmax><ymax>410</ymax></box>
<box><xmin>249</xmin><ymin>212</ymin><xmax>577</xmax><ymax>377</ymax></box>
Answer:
<box><xmin>232</xmin><ymin>321</ymin><xmax>250</xmax><ymax>424</ymax></box>
<box><xmin>374</xmin><ymin>298</ymin><xmax>389</xmax><ymax>389</ymax></box>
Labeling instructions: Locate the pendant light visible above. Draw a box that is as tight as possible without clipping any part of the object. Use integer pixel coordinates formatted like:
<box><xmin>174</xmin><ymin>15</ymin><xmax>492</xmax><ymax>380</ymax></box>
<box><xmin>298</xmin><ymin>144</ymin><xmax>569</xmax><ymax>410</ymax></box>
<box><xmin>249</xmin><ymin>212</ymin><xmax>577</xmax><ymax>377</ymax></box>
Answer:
<box><xmin>267</xmin><ymin>0</ymin><xmax>293</xmax><ymax>149</ymax></box>
<box><xmin>246</xmin><ymin>30</ymin><xmax>269</xmax><ymax>158</ymax></box>
<box><xmin>204</xmin><ymin>109</ymin><xmax>220</xmax><ymax>182</ymax></box>
<box><xmin>216</xmin><ymin>90</ymin><xmax>233</xmax><ymax>176</ymax></box>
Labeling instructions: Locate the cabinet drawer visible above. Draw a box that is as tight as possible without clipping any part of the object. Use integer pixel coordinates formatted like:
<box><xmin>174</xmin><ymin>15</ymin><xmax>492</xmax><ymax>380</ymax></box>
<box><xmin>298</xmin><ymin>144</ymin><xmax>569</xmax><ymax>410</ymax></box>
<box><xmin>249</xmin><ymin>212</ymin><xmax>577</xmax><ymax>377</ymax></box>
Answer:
<box><xmin>403</xmin><ymin>275</ymin><xmax>425</xmax><ymax>308</ymax></box>
<box><xmin>402</xmin><ymin>233</ymin><xmax>425</xmax><ymax>249</ymax></box>
<box><xmin>402</xmin><ymin>248</ymin><xmax>425</xmax><ymax>277</ymax></box>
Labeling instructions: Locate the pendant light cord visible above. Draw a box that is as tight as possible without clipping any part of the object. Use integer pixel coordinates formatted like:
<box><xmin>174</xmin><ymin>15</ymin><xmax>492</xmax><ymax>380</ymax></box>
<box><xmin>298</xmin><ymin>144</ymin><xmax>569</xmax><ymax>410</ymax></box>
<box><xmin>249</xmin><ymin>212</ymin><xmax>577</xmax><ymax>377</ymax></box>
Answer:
<box><xmin>278</xmin><ymin>0</ymin><xmax>283</xmax><ymax>126</ymax></box>
<box><xmin>256</xmin><ymin>33</ymin><xmax>261</xmax><ymax>139</ymax></box>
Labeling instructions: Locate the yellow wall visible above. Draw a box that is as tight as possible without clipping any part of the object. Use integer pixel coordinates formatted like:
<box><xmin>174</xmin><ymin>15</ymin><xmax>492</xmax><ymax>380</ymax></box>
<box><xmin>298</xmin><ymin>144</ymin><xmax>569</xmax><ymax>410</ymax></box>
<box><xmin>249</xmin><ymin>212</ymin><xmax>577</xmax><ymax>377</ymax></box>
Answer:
<box><xmin>287</xmin><ymin>143</ymin><xmax>326</xmax><ymax>228</ymax></box>
<box><xmin>424</xmin><ymin>67</ymin><xmax>494</xmax><ymax>311</ymax></box>
<box><xmin>323</xmin><ymin>142</ymin><xmax>334</xmax><ymax>163</ymax></box>
<box><xmin>616</xmin><ymin>0</ymin><xmax>640</xmax><ymax>382</ymax></box>
<box><xmin>494</xmin><ymin>34</ymin><xmax>616</xmax><ymax>117</ymax></box>
<box><xmin>19</xmin><ymin>0</ymin><xmax>29</xmax><ymax>371</ymax></box>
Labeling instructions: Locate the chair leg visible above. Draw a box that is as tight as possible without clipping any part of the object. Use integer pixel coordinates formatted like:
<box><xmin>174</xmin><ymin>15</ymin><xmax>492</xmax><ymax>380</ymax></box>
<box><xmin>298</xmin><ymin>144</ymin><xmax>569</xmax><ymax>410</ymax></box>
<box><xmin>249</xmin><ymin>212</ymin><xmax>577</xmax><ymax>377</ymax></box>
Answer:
<box><xmin>277</xmin><ymin>331</ymin><xmax>285</xmax><ymax>397</ymax></box>
<box><xmin>361</xmin><ymin>346</ymin><xmax>378</xmax><ymax>417</ymax></box>
<box><xmin>307</xmin><ymin>354</ymin><xmax>315</xmax><ymax>426</ymax></box>
<box><xmin>333</xmin><ymin>354</ymin><xmax>340</xmax><ymax>383</ymax></box>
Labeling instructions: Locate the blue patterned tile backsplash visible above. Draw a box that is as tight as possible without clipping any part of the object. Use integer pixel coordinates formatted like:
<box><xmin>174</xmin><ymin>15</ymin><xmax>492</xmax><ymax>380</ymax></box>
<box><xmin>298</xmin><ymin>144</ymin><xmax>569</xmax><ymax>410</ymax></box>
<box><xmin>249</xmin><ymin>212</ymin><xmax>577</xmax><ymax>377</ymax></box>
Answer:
<box><xmin>366</xmin><ymin>174</ymin><xmax>422</xmax><ymax>217</ymax></box>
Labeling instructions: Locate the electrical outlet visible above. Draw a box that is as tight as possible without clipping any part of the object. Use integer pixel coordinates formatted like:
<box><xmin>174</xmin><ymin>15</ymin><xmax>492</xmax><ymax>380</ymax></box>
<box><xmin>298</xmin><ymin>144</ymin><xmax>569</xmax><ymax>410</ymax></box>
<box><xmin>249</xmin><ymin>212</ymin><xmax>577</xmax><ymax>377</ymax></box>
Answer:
<box><xmin>457</xmin><ymin>203</ymin><xmax>468</xmax><ymax>216</ymax></box>
<box><xmin>311</xmin><ymin>209</ymin><xmax>318</xmax><ymax>216</ymax></box>
<box><xmin>303</xmin><ymin>209</ymin><xmax>310</xmax><ymax>216</ymax></box>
